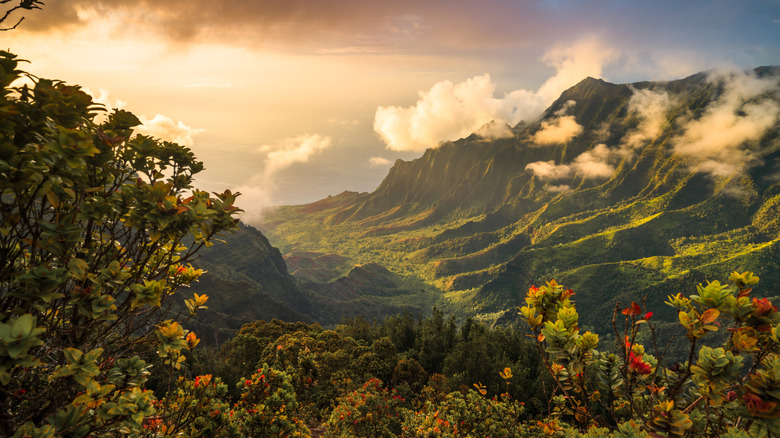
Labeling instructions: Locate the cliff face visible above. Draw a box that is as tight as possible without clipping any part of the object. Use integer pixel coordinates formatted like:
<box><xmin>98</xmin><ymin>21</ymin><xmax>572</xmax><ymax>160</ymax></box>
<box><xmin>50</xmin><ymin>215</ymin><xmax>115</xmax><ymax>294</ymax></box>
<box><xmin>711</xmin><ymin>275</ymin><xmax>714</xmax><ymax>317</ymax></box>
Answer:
<box><xmin>253</xmin><ymin>67</ymin><xmax>780</xmax><ymax>328</ymax></box>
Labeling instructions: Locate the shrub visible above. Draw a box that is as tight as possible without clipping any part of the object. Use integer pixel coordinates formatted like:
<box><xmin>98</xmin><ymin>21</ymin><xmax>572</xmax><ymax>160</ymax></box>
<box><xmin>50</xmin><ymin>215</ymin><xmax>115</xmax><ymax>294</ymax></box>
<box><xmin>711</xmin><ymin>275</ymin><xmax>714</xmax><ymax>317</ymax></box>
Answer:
<box><xmin>401</xmin><ymin>389</ymin><xmax>526</xmax><ymax>437</ymax></box>
<box><xmin>0</xmin><ymin>50</ymin><xmax>240</xmax><ymax>436</ymax></box>
<box><xmin>520</xmin><ymin>272</ymin><xmax>780</xmax><ymax>437</ymax></box>
<box><xmin>234</xmin><ymin>363</ymin><xmax>311</xmax><ymax>437</ymax></box>
<box><xmin>324</xmin><ymin>378</ymin><xmax>405</xmax><ymax>438</ymax></box>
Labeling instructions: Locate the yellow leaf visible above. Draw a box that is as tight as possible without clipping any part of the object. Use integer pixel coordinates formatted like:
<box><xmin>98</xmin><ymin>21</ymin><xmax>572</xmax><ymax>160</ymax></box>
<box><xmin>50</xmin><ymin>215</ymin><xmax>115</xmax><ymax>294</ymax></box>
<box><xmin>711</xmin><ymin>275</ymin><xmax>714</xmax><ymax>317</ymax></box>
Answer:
<box><xmin>193</xmin><ymin>293</ymin><xmax>208</xmax><ymax>306</ymax></box>
<box><xmin>499</xmin><ymin>367</ymin><xmax>513</xmax><ymax>380</ymax></box>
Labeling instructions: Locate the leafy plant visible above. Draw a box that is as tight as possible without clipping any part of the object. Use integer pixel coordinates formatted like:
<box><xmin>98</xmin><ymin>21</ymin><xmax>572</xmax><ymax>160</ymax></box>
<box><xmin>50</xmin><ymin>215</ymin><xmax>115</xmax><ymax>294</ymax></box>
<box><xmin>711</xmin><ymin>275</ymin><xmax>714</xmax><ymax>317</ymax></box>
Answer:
<box><xmin>400</xmin><ymin>389</ymin><xmax>526</xmax><ymax>437</ymax></box>
<box><xmin>233</xmin><ymin>363</ymin><xmax>311</xmax><ymax>437</ymax></box>
<box><xmin>0</xmin><ymin>51</ymin><xmax>240</xmax><ymax>436</ymax></box>
<box><xmin>324</xmin><ymin>378</ymin><xmax>405</xmax><ymax>438</ymax></box>
<box><xmin>520</xmin><ymin>272</ymin><xmax>780</xmax><ymax>436</ymax></box>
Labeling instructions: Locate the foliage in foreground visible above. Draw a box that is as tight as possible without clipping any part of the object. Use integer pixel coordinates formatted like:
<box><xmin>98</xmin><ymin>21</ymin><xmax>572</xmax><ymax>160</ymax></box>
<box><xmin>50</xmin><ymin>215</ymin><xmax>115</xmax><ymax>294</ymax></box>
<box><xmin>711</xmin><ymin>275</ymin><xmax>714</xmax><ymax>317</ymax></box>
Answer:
<box><xmin>0</xmin><ymin>50</ymin><xmax>240</xmax><ymax>436</ymax></box>
<box><xmin>520</xmin><ymin>271</ymin><xmax>779</xmax><ymax>437</ymax></box>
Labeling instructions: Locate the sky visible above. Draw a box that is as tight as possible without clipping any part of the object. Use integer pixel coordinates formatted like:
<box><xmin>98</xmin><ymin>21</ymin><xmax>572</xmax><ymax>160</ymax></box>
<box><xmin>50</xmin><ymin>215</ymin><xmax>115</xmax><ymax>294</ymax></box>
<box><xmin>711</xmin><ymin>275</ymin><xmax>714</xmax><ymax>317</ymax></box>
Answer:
<box><xmin>3</xmin><ymin>0</ymin><xmax>780</xmax><ymax>223</ymax></box>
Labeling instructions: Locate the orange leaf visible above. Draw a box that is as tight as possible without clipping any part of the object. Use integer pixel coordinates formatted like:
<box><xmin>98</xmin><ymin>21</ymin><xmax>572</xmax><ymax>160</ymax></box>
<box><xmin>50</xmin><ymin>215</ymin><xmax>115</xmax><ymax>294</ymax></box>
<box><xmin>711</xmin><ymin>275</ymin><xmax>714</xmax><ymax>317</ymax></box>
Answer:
<box><xmin>700</xmin><ymin>309</ymin><xmax>720</xmax><ymax>324</ymax></box>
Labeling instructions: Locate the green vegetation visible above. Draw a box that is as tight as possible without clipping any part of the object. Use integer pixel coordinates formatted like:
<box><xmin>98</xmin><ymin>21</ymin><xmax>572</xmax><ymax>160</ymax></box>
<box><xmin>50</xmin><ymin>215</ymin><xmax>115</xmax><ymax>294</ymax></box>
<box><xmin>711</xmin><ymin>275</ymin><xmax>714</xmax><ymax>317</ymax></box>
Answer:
<box><xmin>260</xmin><ymin>68</ymin><xmax>780</xmax><ymax>332</ymax></box>
<box><xmin>519</xmin><ymin>271</ymin><xmax>779</xmax><ymax>437</ymax></box>
<box><xmin>2</xmin><ymin>6</ymin><xmax>779</xmax><ymax>433</ymax></box>
<box><xmin>0</xmin><ymin>50</ymin><xmax>240</xmax><ymax>436</ymax></box>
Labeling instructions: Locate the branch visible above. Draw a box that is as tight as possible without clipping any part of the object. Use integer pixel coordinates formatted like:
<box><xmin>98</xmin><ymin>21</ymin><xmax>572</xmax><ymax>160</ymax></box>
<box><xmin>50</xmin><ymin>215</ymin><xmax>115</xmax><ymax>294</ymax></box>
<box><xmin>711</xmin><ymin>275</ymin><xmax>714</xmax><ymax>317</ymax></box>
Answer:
<box><xmin>0</xmin><ymin>0</ymin><xmax>43</xmax><ymax>31</ymax></box>
<box><xmin>0</xmin><ymin>15</ymin><xmax>23</xmax><ymax>31</ymax></box>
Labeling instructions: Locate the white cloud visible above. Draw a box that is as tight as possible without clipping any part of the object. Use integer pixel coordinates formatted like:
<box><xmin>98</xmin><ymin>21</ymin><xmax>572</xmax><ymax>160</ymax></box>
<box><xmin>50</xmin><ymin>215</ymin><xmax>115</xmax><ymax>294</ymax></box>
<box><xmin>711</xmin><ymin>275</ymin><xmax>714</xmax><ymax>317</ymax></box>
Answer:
<box><xmin>532</xmin><ymin>101</ymin><xmax>583</xmax><ymax>144</ymax></box>
<box><xmin>84</xmin><ymin>89</ymin><xmax>204</xmax><ymax>148</ymax></box>
<box><xmin>136</xmin><ymin>114</ymin><xmax>205</xmax><ymax>148</ymax></box>
<box><xmin>85</xmin><ymin>88</ymin><xmax>127</xmax><ymax>112</ymax></box>
<box><xmin>236</xmin><ymin>134</ymin><xmax>332</xmax><ymax>223</ymax></box>
<box><xmin>475</xmin><ymin>120</ymin><xmax>514</xmax><ymax>140</ymax></box>
<box><xmin>369</xmin><ymin>156</ymin><xmax>393</xmax><ymax>167</ymax></box>
<box><xmin>526</xmin><ymin>144</ymin><xmax>616</xmax><ymax>183</ymax></box>
<box><xmin>525</xmin><ymin>160</ymin><xmax>572</xmax><ymax>180</ymax></box>
<box><xmin>623</xmin><ymin>87</ymin><xmax>674</xmax><ymax>149</ymax></box>
<box><xmin>373</xmin><ymin>37</ymin><xmax>617</xmax><ymax>152</ymax></box>
<box><xmin>373</xmin><ymin>74</ymin><xmax>499</xmax><ymax>152</ymax></box>
<box><xmin>259</xmin><ymin>134</ymin><xmax>332</xmax><ymax>176</ymax></box>
<box><xmin>547</xmin><ymin>184</ymin><xmax>571</xmax><ymax>192</ymax></box>
<box><xmin>672</xmin><ymin>69</ymin><xmax>780</xmax><ymax>177</ymax></box>
<box><xmin>571</xmin><ymin>143</ymin><xmax>615</xmax><ymax>179</ymax></box>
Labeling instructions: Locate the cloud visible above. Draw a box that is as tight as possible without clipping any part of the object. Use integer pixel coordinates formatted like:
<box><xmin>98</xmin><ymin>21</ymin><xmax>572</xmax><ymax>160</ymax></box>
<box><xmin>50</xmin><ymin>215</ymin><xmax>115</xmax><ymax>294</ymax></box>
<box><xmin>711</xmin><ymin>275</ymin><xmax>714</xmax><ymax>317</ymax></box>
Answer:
<box><xmin>85</xmin><ymin>88</ymin><xmax>127</xmax><ymax>112</ymax></box>
<box><xmin>374</xmin><ymin>74</ymin><xmax>499</xmax><ymax>151</ymax></box>
<box><xmin>314</xmin><ymin>46</ymin><xmax>394</xmax><ymax>55</ymax></box>
<box><xmin>475</xmin><ymin>121</ymin><xmax>514</xmax><ymax>140</ymax></box>
<box><xmin>12</xmin><ymin>0</ymin><xmax>554</xmax><ymax>50</ymax></box>
<box><xmin>526</xmin><ymin>143</ymin><xmax>615</xmax><ymax>183</ymax></box>
<box><xmin>373</xmin><ymin>37</ymin><xmax>616</xmax><ymax>152</ymax></box>
<box><xmin>571</xmin><ymin>143</ymin><xmax>615</xmax><ymax>179</ymax></box>
<box><xmin>369</xmin><ymin>156</ymin><xmax>393</xmax><ymax>167</ymax></box>
<box><xmin>532</xmin><ymin>100</ymin><xmax>583</xmax><ymax>144</ymax></box>
<box><xmin>525</xmin><ymin>160</ymin><xmax>572</xmax><ymax>180</ymax></box>
<box><xmin>83</xmin><ymin>88</ymin><xmax>127</xmax><ymax>124</ymax></box>
<box><xmin>136</xmin><ymin>114</ymin><xmax>204</xmax><ymax>147</ymax></box>
<box><xmin>235</xmin><ymin>134</ymin><xmax>332</xmax><ymax>223</ymax></box>
<box><xmin>84</xmin><ymin>88</ymin><xmax>205</xmax><ymax>147</ymax></box>
<box><xmin>259</xmin><ymin>134</ymin><xmax>332</xmax><ymax>175</ymax></box>
<box><xmin>623</xmin><ymin>87</ymin><xmax>674</xmax><ymax>149</ymax></box>
<box><xmin>672</xmin><ymin>69</ymin><xmax>780</xmax><ymax>177</ymax></box>
<box><xmin>548</xmin><ymin>184</ymin><xmax>571</xmax><ymax>192</ymax></box>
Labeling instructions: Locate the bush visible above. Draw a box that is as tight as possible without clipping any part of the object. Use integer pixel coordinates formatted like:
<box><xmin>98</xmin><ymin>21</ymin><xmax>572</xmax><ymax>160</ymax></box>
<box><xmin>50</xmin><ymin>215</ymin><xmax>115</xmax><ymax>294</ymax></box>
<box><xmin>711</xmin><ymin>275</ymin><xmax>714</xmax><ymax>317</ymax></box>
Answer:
<box><xmin>324</xmin><ymin>378</ymin><xmax>405</xmax><ymax>438</ymax></box>
<box><xmin>149</xmin><ymin>374</ymin><xmax>239</xmax><ymax>437</ymax></box>
<box><xmin>0</xmin><ymin>50</ymin><xmax>240</xmax><ymax>436</ymax></box>
<box><xmin>520</xmin><ymin>273</ymin><xmax>780</xmax><ymax>437</ymax></box>
<box><xmin>401</xmin><ymin>390</ymin><xmax>527</xmax><ymax>437</ymax></box>
<box><xmin>234</xmin><ymin>363</ymin><xmax>311</xmax><ymax>437</ymax></box>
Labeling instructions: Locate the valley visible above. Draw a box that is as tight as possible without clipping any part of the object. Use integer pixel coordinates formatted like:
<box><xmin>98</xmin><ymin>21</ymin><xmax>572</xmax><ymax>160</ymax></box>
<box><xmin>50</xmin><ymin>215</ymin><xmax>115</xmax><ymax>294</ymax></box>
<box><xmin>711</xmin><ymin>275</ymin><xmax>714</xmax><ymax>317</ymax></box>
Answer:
<box><xmin>245</xmin><ymin>68</ymin><xmax>780</xmax><ymax>331</ymax></box>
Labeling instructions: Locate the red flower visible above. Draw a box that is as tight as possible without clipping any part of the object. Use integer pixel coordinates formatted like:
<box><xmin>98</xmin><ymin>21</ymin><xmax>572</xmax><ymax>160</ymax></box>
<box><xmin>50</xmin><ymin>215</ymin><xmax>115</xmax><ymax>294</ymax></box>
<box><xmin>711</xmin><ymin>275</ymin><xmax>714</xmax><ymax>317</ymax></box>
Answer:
<box><xmin>643</xmin><ymin>312</ymin><xmax>653</xmax><ymax>320</ymax></box>
<box><xmin>628</xmin><ymin>351</ymin><xmax>652</xmax><ymax>375</ymax></box>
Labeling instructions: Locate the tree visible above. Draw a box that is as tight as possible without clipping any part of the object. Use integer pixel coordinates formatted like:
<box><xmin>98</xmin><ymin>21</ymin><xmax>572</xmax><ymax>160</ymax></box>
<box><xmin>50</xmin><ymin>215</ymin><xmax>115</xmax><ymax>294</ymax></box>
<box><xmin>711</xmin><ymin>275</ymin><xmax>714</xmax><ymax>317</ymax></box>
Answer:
<box><xmin>0</xmin><ymin>51</ymin><xmax>240</xmax><ymax>436</ymax></box>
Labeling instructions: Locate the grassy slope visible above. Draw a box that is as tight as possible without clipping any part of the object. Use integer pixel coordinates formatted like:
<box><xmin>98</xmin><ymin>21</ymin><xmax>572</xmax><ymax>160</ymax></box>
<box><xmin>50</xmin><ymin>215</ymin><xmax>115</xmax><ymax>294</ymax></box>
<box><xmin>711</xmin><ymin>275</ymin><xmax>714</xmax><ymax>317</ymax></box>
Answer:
<box><xmin>260</xmin><ymin>70</ymin><xmax>780</xmax><ymax>331</ymax></box>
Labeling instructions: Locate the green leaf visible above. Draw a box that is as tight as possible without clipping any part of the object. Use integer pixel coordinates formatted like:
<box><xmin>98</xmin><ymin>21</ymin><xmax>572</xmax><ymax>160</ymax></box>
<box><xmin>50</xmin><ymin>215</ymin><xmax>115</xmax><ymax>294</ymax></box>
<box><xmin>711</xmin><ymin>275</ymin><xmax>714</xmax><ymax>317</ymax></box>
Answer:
<box><xmin>68</xmin><ymin>258</ymin><xmax>89</xmax><ymax>281</ymax></box>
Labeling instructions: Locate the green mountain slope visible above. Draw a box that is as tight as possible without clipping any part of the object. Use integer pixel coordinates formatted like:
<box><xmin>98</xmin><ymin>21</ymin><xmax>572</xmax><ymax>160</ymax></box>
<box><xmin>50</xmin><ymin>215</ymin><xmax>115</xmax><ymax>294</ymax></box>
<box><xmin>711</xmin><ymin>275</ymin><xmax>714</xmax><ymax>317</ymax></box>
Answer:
<box><xmin>261</xmin><ymin>67</ymin><xmax>780</xmax><ymax>329</ymax></box>
<box><xmin>185</xmin><ymin>223</ymin><xmax>436</xmax><ymax>336</ymax></box>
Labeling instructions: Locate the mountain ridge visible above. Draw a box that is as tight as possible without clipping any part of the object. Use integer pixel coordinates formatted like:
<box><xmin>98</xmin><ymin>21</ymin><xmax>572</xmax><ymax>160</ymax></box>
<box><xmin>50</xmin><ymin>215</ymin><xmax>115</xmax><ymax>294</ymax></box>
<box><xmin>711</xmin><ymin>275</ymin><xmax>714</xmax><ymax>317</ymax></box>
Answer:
<box><xmin>259</xmin><ymin>66</ymin><xmax>780</xmax><ymax>329</ymax></box>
